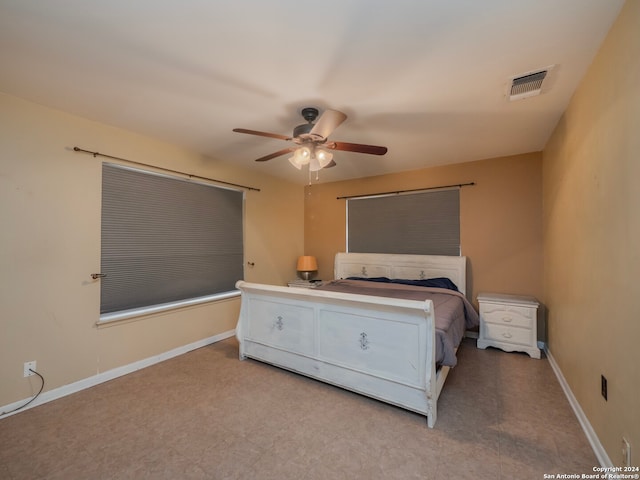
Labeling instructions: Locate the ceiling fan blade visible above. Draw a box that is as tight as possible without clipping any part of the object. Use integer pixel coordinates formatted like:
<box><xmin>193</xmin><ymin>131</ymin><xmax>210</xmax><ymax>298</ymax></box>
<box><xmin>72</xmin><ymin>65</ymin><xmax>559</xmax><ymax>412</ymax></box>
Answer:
<box><xmin>324</xmin><ymin>160</ymin><xmax>337</xmax><ymax>168</ymax></box>
<box><xmin>233</xmin><ymin>128</ymin><xmax>291</xmax><ymax>141</ymax></box>
<box><xmin>327</xmin><ymin>141</ymin><xmax>388</xmax><ymax>156</ymax></box>
<box><xmin>309</xmin><ymin>109</ymin><xmax>347</xmax><ymax>139</ymax></box>
<box><xmin>254</xmin><ymin>147</ymin><xmax>296</xmax><ymax>162</ymax></box>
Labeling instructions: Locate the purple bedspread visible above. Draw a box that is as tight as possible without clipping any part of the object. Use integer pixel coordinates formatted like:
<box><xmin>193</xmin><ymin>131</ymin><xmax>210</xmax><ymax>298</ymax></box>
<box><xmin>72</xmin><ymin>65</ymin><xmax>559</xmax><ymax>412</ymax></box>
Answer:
<box><xmin>316</xmin><ymin>279</ymin><xmax>479</xmax><ymax>367</ymax></box>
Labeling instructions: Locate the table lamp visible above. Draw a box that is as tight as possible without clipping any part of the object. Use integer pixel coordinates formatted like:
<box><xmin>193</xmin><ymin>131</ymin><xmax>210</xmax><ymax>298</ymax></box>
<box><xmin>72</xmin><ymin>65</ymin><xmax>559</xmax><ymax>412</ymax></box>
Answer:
<box><xmin>296</xmin><ymin>256</ymin><xmax>318</xmax><ymax>281</ymax></box>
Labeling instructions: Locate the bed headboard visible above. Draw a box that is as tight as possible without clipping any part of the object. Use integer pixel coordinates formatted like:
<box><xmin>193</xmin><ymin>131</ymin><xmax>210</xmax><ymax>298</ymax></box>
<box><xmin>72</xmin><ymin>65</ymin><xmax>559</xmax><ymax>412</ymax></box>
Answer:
<box><xmin>334</xmin><ymin>252</ymin><xmax>467</xmax><ymax>297</ymax></box>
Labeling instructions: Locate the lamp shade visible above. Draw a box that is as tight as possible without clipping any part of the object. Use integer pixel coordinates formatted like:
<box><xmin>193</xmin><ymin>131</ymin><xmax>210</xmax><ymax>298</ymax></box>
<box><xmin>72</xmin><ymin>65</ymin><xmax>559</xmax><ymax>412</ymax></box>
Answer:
<box><xmin>288</xmin><ymin>146</ymin><xmax>312</xmax><ymax>169</ymax></box>
<box><xmin>296</xmin><ymin>255</ymin><xmax>318</xmax><ymax>272</ymax></box>
<box><xmin>316</xmin><ymin>148</ymin><xmax>333</xmax><ymax>167</ymax></box>
<box><xmin>309</xmin><ymin>156</ymin><xmax>321</xmax><ymax>172</ymax></box>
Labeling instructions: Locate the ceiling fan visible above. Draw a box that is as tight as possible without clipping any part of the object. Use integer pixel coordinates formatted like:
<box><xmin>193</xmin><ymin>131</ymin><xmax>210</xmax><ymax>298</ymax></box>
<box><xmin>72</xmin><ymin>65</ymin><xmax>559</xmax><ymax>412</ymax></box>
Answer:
<box><xmin>233</xmin><ymin>107</ymin><xmax>387</xmax><ymax>171</ymax></box>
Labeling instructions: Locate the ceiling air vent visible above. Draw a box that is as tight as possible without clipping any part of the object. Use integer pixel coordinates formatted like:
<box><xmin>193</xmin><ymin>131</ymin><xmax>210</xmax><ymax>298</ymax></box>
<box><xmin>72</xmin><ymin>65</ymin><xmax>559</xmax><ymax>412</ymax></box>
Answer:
<box><xmin>508</xmin><ymin>66</ymin><xmax>554</xmax><ymax>101</ymax></box>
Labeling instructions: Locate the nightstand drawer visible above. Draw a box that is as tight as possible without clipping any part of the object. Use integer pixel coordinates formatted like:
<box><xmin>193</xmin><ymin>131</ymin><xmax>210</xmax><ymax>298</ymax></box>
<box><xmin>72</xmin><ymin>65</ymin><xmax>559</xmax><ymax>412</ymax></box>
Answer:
<box><xmin>483</xmin><ymin>323</ymin><xmax>533</xmax><ymax>346</ymax></box>
<box><xmin>480</xmin><ymin>305</ymin><xmax>534</xmax><ymax>329</ymax></box>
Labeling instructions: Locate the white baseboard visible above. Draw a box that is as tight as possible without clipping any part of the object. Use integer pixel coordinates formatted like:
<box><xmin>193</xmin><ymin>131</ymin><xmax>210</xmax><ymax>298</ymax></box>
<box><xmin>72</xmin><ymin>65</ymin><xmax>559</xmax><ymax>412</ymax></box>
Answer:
<box><xmin>1</xmin><ymin>329</ymin><xmax>236</xmax><ymax>419</ymax></box>
<box><xmin>544</xmin><ymin>345</ymin><xmax>612</xmax><ymax>467</ymax></box>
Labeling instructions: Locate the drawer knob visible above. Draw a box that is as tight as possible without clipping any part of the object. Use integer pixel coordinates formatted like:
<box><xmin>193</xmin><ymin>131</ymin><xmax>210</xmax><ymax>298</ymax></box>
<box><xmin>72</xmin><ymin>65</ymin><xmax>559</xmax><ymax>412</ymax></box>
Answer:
<box><xmin>359</xmin><ymin>332</ymin><xmax>369</xmax><ymax>350</ymax></box>
<box><xmin>275</xmin><ymin>316</ymin><xmax>284</xmax><ymax>331</ymax></box>
<box><xmin>502</xmin><ymin>316</ymin><xmax>513</xmax><ymax>322</ymax></box>
<box><xmin>501</xmin><ymin>332</ymin><xmax>513</xmax><ymax>339</ymax></box>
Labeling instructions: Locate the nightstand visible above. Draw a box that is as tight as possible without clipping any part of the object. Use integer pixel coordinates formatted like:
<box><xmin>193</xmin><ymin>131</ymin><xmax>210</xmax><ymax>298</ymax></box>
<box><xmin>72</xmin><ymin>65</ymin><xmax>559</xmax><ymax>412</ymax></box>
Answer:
<box><xmin>476</xmin><ymin>293</ymin><xmax>540</xmax><ymax>359</ymax></box>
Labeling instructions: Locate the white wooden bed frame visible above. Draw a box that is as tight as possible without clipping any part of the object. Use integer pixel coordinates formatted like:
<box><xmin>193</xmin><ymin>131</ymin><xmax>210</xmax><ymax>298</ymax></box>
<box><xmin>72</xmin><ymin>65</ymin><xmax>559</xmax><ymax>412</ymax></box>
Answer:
<box><xmin>235</xmin><ymin>252</ymin><xmax>467</xmax><ymax>427</ymax></box>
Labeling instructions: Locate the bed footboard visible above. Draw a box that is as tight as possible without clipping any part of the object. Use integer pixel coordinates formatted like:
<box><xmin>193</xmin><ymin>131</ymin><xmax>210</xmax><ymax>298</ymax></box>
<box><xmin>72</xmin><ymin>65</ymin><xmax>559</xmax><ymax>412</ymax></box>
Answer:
<box><xmin>235</xmin><ymin>281</ymin><xmax>441</xmax><ymax>427</ymax></box>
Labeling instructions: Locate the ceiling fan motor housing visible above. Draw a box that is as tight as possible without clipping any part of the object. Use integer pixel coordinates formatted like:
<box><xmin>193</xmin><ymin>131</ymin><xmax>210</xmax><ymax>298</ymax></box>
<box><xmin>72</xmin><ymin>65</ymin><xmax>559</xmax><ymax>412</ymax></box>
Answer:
<box><xmin>293</xmin><ymin>122</ymin><xmax>314</xmax><ymax>138</ymax></box>
<box><xmin>301</xmin><ymin>107</ymin><xmax>319</xmax><ymax>122</ymax></box>
<box><xmin>293</xmin><ymin>107</ymin><xmax>319</xmax><ymax>138</ymax></box>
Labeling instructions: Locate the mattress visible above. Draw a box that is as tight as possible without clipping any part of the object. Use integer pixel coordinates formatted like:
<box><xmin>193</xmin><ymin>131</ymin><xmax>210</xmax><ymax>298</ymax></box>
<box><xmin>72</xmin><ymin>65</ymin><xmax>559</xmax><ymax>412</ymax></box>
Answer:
<box><xmin>316</xmin><ymin>279</ymin><xmax>479</xmax><ymax>367</ymax></box>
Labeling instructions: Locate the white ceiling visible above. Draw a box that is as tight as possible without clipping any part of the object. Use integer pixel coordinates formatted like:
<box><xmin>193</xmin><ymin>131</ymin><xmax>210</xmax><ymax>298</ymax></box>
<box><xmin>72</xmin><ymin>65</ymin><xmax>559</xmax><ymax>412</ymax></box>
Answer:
<box><xmin>0</xmin><ymin>0</ymin><xmax>624</xmax><ymax>185</ymax></box>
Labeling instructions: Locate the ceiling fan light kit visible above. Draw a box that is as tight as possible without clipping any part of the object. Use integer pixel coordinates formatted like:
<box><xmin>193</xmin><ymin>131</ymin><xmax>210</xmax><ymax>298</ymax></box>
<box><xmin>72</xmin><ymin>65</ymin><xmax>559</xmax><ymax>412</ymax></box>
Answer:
<box><xmin>288</xmin><ymin>145</ymin><xmax>333</xmax><ymax>171</ymax></box>
<box><xmin>233</xmin><ymin>107</ymin><xmax>387</xmax><ymax>175</ymax></box>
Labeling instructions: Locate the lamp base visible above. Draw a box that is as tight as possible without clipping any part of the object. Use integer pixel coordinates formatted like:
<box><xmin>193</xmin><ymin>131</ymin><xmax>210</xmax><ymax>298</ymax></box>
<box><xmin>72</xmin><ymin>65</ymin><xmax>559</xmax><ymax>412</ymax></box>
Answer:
<box><xmin>298</xmin><ymin>271</ymin><xmax>317</xmax><ymax>281</ymax></box>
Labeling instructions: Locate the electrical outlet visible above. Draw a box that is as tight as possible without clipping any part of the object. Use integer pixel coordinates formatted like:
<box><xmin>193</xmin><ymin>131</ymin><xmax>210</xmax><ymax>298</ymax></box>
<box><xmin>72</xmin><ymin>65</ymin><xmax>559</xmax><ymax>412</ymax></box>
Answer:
<box><xmin>601</xmin><ymin>375</ymin><xmax>607</xmax><ymax>401</ymax></box>
<box><xmin>23</xmin><ymin>361</ymin><xmax>36</xmax><ymax>377</ymax></box>
<box><xmin>622</xmin><ymin>437</ymin><xmax>631</xmax><ymax>467</ymax></box>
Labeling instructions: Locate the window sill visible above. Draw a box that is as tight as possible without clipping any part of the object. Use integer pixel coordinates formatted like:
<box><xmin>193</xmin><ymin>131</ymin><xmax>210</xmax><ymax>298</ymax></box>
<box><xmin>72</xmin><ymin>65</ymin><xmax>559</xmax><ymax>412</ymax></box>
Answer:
<box><xmin>97</xmin><ymin>290</ymin><xmax>241</xmax><ymax>326</ymax></box>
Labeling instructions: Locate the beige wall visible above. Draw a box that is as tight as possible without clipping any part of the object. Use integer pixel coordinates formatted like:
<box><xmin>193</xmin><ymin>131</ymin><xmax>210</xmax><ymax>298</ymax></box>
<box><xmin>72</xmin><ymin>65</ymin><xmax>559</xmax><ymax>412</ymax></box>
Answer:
<box><xmin>0</xmin><ymin>93</ymin><xmax>304</xmax><ymax>406</ymax></box>
<box><xmin>543</xmin><ymin>0</ymin><xmax>639</xmax><ymax>466</ymax></box>
<box><xmin>304</xmin><ymin>152</ymin><xmax>543</xmax><ymax>312</ymax></box>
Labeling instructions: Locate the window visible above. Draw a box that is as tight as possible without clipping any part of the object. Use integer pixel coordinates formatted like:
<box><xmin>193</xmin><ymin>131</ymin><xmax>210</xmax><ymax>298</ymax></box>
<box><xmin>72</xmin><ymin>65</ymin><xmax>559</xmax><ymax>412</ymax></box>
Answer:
<box><xmin>100</xmin><ymin>163</ymin><xmax>244</xmax><ymax>315</ymax></box>
<box><xmin>347</xmin><ymin>188</ymin><xmax>460</xmax><ymax>256</ymax></box>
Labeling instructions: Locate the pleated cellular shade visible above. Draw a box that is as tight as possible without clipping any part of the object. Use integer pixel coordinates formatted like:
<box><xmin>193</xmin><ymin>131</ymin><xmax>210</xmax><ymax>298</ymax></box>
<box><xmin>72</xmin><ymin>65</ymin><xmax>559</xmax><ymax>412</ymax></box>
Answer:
<box><xmin>347</xmin><ymin>188</ymin><xmax>460</xmax><ymax>256</ymax></box>
<box><xmin>100</xmin><ymin>164</ymin><xmax>244</xmax><ymax>314</ymax></box>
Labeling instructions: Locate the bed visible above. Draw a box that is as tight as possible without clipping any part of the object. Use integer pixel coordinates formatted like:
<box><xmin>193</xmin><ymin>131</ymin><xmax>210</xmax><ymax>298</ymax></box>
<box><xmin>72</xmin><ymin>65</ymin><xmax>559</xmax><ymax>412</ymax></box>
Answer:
<box><xmin>235</xmin><ymin>252</ymin><xmax>478</xmax><ymax>427</ymax></box>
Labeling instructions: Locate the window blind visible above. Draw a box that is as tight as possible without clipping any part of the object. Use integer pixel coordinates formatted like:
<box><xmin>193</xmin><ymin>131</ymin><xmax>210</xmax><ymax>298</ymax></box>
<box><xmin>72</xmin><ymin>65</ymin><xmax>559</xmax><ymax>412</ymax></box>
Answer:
<box><xmin>101</xmin><ymin>164</ymin><xmax>244</xmax><ymax>314</ymax></box>
<box><xmin>347</xmin><ymin>188</ymin><xmax>460</xmax><ymax>256</ymax></box>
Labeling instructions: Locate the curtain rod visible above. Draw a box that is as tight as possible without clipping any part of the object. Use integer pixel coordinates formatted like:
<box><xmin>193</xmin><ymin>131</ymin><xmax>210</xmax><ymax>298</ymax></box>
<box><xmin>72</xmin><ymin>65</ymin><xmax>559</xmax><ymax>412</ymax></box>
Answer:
<box><xmin>336</xmin><ymin>182</ymin><xmax>475</xmax><ymax>200</ymax></box>
<box><xmin>73</xmin><ymin>147</ymin><xmax>261</xmax><ymax>192</ymax></box>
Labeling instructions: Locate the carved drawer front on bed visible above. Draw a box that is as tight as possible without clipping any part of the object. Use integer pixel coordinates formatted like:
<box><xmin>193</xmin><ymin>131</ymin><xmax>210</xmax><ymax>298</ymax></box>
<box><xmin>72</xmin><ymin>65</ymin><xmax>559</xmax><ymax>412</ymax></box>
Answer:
<box><xmin>392</xmin><ymin>267</ymin><xmax>436</xmax><ymax>281</ymax></box>
<box><xmin>318</xmin><ymin>311</ymin><xmax>424</xmax><ymax>387</ymax></box>
<box><xmin>337</xmin><ymin>263</ymin><xmax>390</xmax><ymax>279</ymax></box>
<box><xmin>246</xmin><ymin>299</ymin><xmax>315</xmax><ymax>355</ymax></box>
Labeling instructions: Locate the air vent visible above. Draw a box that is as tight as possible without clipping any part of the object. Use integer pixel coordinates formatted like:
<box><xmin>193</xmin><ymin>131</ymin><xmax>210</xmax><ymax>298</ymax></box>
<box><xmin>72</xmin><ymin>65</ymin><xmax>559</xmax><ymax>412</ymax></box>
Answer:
<box><xmin>508</xmin><ymin>66</ymin><xmax>554</xmax><ymax>101</ymax></box>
